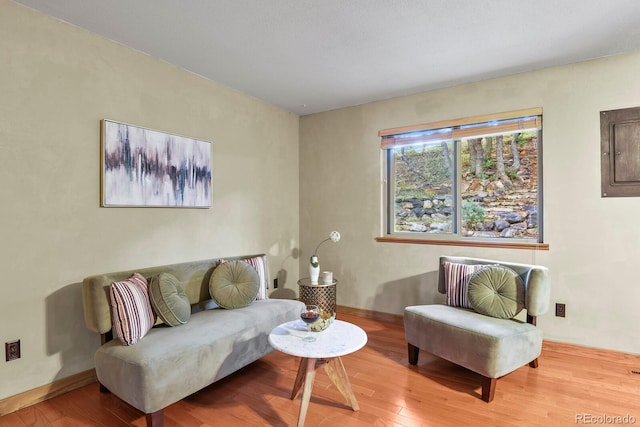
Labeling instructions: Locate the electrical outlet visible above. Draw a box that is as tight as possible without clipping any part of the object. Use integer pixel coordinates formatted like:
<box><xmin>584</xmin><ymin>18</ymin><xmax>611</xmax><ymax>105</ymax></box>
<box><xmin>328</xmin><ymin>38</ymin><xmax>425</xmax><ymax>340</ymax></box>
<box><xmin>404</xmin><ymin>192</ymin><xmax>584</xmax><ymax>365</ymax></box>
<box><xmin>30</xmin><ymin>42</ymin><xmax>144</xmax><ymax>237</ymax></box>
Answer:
<box><xmin>555</xmin><ymin>303</ymin><xmax>566</xmax><ymax>318</ymax></box>
<box><xmin>5</xmin><ymin>340</ymin><xmax>20</xmax><ymax>361</ymax></box>
<box><xmin>273</xmin><ymin>278</ymin><xmax>278</xmax><ymax>289</ymax></box>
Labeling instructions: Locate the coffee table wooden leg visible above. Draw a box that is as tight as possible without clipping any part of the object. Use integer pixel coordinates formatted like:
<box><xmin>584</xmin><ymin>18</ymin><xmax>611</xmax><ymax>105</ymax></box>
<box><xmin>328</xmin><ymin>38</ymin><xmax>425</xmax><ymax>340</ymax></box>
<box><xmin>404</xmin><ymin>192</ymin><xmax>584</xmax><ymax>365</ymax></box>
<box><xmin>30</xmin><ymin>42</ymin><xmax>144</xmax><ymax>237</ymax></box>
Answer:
<box><xmin>323</xmin><ymin>356</ymin><xmax>359</xmax><ymax>411</ymax></box>
<box><xmin>291</xmin><ymin>357</ymin><xmax>308</xmax><ymax>400</ymax></box>
<box><xmin>297</xmin><ymin>357</ymin><xmax>317</xmax><ymax>427</ymax></box>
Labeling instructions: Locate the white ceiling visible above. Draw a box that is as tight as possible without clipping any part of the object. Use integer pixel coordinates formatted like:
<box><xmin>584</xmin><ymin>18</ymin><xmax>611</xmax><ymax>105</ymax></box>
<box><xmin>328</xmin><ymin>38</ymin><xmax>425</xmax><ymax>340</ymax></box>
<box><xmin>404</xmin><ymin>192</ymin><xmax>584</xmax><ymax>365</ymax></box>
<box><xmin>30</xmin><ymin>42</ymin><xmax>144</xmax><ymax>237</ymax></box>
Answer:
<box><xmin>12</xmin><ymin>0</ymin><xmax>640</xmax><ymax>115</ymax></box>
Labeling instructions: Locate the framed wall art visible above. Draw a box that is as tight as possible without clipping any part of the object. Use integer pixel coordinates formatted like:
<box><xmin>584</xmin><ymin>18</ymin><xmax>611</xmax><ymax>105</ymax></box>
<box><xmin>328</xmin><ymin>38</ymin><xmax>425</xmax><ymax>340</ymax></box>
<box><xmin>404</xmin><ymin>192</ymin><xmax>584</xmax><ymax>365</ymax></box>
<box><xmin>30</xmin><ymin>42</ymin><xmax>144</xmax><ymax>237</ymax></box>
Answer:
<box><xmin>101</xmin><ymin>120</ymin><xmax>212</xmax><ymax>208</ymax></box>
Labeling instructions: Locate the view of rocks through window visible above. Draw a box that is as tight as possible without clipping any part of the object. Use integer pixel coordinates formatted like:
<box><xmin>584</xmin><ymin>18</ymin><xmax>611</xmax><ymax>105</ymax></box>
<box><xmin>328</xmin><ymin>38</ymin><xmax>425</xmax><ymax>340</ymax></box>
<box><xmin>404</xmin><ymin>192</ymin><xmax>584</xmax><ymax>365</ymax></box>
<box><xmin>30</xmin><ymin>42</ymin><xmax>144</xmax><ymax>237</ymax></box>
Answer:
<box><xmin>393</xmin><ymin>131</ymin><xmax>539</xmax><ymax>240</ymax></box>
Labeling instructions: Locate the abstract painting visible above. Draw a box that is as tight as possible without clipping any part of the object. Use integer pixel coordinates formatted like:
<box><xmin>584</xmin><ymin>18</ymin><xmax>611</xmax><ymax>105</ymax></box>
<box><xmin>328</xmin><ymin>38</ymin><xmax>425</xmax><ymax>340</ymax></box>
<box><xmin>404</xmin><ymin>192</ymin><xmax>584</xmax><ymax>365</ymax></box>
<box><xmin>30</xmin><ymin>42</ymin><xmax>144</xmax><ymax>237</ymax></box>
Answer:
<box><xmin>101</xmin><ymin>120</ymin><xmax>212</xmax><ymax>208</ymax></box>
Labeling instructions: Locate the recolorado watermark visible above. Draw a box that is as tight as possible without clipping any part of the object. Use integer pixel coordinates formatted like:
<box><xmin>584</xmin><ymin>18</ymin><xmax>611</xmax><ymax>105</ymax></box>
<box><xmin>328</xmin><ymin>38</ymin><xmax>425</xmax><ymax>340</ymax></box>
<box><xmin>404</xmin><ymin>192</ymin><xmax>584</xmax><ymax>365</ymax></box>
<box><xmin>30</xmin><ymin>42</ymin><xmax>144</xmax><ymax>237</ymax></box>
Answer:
<box><xmin>576</xmin><ymin>414</ymin><xmax>637</xmax><ymax>424</ymax></box>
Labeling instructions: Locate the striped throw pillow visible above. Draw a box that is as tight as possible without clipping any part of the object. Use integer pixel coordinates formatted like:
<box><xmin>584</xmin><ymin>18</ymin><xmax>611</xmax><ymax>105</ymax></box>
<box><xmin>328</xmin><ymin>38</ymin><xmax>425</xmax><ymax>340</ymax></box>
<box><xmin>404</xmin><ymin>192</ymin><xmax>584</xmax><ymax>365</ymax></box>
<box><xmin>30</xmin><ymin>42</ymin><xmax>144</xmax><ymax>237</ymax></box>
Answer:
<box><xmin>110</xmin><ymin>273</ymin><xmax>156</xmax><ymax>345</ymax></box>
<box><xmin>444</xmin><ymin>262</ymin><xmax>485</xmax><ymax>308</ymax></box>
<box><xmin>244</xmin><ymin>256</ymin><xmax>268</xmax><ymax>300</ymax></box>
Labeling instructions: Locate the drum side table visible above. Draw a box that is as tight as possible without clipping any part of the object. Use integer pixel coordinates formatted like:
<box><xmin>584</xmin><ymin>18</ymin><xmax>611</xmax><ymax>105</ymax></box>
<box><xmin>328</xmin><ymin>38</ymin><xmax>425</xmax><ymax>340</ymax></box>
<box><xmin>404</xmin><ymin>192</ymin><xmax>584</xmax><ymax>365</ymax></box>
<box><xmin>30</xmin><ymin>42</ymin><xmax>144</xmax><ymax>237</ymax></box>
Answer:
<box><xmin>297</xmin><ymin>277</ymin><xmax>337</xmax><ymax>316</ymax></box>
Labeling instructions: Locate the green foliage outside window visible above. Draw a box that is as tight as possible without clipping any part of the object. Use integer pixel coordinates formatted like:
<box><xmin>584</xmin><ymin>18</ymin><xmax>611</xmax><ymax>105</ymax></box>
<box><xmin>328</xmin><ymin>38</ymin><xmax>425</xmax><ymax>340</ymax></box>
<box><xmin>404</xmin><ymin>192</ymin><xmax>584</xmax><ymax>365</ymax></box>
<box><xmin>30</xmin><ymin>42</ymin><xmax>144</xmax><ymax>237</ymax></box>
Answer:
<box><xmin>461</xmin><ymin>200</ymin><xmax>485</xmax><ymax>230</ymax></box>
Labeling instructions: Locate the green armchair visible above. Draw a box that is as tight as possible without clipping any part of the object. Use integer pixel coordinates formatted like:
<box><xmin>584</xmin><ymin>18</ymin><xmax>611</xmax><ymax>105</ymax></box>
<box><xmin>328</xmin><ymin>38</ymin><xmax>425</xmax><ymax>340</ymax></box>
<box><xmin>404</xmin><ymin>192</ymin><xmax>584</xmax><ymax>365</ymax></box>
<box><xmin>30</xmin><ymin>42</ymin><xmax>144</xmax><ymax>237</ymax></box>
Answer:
<box><xmin>404</xmin><ymin>256</ymin><xmax>550</xmax><ymax>402</ymax></box>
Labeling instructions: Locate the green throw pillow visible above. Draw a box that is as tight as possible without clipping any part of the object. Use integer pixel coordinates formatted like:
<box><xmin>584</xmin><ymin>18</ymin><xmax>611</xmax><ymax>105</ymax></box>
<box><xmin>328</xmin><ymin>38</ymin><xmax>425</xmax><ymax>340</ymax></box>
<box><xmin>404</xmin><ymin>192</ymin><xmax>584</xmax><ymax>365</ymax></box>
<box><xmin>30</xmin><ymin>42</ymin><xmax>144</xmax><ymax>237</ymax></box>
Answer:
<box><xmin>209</xmin><ymin>260</ymin><xmax>259</xmax><ymax>309</ymax></box>
<box><xmin>149</xmin><ymin>272</ymin><xmax>191</xmax><ymax>326</ymax></box>
<box><xmin>467</xmin><ymin>265</ymin><xmax>525</xmax><ymax>319</ymax></box>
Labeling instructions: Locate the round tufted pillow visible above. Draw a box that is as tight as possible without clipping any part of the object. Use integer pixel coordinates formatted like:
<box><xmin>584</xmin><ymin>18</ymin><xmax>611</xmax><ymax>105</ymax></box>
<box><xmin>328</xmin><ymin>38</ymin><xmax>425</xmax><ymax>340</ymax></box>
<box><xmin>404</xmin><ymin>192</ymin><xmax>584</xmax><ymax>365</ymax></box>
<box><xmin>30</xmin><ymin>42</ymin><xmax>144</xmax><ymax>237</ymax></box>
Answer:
<box><xmin>209</xmin><ymin>260</ymin><xmax>259</xmax><ymax>309</ymax></box>
<box><xmin>149</xmin><ymin>272</ymin><xmax>191</xmax><ymax>326</ymax></box>
<box><xmin>467</xmin><ymin>265</ymin><xmax>525</xmax><ymax>319</ymax></box>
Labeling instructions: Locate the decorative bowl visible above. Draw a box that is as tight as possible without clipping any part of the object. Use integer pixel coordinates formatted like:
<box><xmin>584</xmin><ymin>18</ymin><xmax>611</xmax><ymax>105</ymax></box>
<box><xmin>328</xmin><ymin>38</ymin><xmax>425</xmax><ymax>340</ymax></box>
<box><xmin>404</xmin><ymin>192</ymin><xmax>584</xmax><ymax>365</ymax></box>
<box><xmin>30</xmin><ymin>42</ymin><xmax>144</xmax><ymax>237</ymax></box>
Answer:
<box><xmin>310</xmin><ymin>309</ymin><xmax>335</xmax><ymax>332</ymax></box>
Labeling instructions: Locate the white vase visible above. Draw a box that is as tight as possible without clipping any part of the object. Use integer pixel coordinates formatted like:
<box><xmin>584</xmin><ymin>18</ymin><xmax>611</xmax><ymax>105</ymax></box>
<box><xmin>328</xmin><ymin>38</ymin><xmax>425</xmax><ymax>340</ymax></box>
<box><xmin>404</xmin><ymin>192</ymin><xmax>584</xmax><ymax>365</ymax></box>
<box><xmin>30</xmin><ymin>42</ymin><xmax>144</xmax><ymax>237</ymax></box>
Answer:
<box><xmin>309</xmin><ymin>256</ymin><xmax>320</xmax><ymax>284</ymax></box>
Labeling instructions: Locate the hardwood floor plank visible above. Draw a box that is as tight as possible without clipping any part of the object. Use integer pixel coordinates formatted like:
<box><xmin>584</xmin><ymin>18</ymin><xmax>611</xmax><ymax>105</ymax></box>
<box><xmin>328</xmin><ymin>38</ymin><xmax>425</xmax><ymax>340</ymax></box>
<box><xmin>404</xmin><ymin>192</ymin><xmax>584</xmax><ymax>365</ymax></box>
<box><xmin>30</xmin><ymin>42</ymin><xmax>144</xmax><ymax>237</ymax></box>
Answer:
<box><xmin>1</xmin><ymin>312</ymin><xmax>639</xmax><ymax>426</ymax></box>
<box><xmin>0</xmin><ymin>411</ymin><xmax>27</xmax><ymax>427</ymax></box>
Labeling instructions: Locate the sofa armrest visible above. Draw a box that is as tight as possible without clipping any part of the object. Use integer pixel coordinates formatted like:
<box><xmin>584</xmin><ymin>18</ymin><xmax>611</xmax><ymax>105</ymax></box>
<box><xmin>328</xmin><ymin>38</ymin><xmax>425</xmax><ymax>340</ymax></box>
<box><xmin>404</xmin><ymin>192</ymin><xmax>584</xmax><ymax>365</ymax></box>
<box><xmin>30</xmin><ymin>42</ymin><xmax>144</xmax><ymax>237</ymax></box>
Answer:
<box><xmin>82</xmin><ymin>275</ymin><xmax>113</xmax><ymax>335</ymax></box>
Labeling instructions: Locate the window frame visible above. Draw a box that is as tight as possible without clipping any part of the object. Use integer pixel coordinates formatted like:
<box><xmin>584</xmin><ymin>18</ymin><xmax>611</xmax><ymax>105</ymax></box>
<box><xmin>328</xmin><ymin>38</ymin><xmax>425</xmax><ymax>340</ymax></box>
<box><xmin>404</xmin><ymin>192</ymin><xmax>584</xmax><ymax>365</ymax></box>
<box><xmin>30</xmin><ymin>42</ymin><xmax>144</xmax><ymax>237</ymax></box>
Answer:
<box><xmin>378</xmin><ymin>108</ymin><xmax>548</xmax><ymax>250</ymax></box>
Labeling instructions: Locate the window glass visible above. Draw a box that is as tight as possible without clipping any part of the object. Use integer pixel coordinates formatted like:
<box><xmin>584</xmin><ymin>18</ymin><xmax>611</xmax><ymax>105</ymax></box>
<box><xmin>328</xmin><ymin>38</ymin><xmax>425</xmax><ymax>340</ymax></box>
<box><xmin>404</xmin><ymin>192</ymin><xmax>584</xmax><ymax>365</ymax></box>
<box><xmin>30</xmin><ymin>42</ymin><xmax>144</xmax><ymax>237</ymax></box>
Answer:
<box><xmin>392</xmin><ymin>141</ymin><xmax>454</xmax><ymax>234</ymax></box>
<box><xmin>383</xmin><ymin>111</ymin><xmax>542</xmax><ymax>243</ymax></box>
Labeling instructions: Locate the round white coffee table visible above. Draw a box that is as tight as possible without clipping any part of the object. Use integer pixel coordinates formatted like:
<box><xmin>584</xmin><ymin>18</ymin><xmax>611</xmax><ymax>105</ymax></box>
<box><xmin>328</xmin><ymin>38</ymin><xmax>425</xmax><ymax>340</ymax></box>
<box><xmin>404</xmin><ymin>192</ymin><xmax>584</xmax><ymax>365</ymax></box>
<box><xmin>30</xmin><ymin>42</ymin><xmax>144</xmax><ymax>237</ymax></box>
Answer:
<box><xmin>268</xmin><ymin>319</ymin><xmax>367</xmax><ymax>427</ymax></box>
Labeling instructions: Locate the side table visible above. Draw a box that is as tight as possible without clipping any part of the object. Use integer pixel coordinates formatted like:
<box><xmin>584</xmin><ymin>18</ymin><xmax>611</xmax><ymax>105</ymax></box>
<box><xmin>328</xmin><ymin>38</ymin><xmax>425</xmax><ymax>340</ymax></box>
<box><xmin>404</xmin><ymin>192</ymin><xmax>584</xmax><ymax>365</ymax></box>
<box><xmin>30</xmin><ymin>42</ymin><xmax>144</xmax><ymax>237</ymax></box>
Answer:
<box><xmin>297</xmin><ymin>277</ymin><xmax>337</xmax><ymax>316</ymax></box>
<box><xmin>268</xmin><ymin>319</ymin><xmax>367</xmax><ymax>427</ymax></box>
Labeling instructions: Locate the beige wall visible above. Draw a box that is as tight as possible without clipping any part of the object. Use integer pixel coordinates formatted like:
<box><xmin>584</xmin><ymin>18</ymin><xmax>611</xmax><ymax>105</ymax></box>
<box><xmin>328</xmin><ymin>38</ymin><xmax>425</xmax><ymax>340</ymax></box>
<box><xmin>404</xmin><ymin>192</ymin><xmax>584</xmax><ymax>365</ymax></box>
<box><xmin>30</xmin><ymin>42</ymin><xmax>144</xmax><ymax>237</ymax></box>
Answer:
<box><xmin>300</xmin><ymin>51</ymin><xmax>640</xmax><ymax>355</ymax></box>
<box><xmin>3</xmin><ymin>0</ymin><xmax>640</xmax><ymax>404</ymax></box>
<box><xmin>0</xmin><ymin>1</ymin><xmax>299</xmax><ymax>399</ymax></box>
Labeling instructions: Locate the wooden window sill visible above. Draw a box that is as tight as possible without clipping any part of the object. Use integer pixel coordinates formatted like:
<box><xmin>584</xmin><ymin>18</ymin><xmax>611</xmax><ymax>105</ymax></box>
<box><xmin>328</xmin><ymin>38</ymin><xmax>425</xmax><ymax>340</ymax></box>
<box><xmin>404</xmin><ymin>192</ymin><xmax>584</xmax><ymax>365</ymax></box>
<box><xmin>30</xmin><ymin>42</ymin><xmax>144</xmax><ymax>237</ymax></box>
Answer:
<box><xmin>375</xmin><ymin>236</ymin><xmax>549</xmax><ymax>251</ymax></box>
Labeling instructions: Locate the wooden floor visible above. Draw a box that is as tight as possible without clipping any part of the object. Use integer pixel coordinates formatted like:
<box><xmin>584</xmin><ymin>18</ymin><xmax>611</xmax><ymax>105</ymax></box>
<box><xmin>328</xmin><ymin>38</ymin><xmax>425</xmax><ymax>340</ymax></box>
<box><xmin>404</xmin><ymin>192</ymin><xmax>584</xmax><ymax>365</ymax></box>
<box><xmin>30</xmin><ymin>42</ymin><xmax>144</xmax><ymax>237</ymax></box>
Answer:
<box><xmin>2</xmin><ymin>313</ymin><xmax>640</xmax><ymax>427</ymax></box>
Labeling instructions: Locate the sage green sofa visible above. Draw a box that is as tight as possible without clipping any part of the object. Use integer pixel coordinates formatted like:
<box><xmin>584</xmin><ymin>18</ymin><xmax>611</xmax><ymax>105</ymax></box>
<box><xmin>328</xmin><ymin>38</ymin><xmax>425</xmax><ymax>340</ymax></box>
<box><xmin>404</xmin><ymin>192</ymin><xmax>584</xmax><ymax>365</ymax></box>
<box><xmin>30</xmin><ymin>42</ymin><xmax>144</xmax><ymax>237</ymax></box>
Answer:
<box><xmin>82</xmin><ymin>254</ymin><xmax>304</xmax><ymax>427</ymax></box>
<box><xmin>404</xmin><ymin>256</ymin><xmax>550</xmax><ymax>402</ymax></box>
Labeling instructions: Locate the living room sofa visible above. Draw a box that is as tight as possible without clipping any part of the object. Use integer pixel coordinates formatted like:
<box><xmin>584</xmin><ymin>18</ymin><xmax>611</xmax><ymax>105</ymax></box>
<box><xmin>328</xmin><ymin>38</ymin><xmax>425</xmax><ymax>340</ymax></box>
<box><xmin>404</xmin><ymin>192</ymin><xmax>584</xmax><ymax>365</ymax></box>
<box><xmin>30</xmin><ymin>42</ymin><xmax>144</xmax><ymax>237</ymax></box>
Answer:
<box><xmin>82</xmin><ymin>254</ymin><xmax>304</xmax><ymax>427</ymax></box>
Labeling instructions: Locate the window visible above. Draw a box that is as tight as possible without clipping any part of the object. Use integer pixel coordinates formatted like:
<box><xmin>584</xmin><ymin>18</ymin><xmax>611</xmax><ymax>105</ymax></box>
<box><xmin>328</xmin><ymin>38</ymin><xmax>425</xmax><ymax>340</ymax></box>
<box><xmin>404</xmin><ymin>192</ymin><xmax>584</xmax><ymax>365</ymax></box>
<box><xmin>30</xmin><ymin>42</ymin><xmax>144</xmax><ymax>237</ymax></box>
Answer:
<box><xmin>379</xmin><ymin>108</ymin><xmax>544</xmax><ymax>247</ymax></box>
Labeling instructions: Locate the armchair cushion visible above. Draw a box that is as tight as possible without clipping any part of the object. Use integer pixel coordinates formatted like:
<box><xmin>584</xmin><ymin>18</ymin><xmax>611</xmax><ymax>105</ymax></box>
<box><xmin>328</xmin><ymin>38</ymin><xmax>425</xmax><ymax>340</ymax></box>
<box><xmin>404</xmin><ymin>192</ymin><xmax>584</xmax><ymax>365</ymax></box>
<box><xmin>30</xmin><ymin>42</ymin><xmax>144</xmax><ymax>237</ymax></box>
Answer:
<box><xmin>467</xmin><ymin>265</ymin><xmax>525</xmax><ymax>319</ymax></box>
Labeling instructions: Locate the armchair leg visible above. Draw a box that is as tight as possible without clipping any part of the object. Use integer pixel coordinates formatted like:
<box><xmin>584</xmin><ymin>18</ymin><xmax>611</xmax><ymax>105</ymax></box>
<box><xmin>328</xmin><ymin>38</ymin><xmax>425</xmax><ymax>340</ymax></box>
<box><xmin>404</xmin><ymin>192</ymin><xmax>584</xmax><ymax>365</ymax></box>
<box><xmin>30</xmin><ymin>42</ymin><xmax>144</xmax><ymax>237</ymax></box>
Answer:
<box><xmin>146</xmin><ymin>410</ymin><xmax>164</xmax><ymax>427</ymax></box>
<box><xmin>98</xmin><ymin>382</ymin><xmax>110</xmax><ymax>393</ymax></box>
<box><xmin>481</xmin><ymin>376</ymin><xmax>496</xmax><ymax>402</ymax></box>
<box><xmin>529</xmin><ymin>358</ymin><xmax>539</xmax><ymax>368</ymax></box>
<box><xmin>408</xmin><ymin>343</ymin><xmax>419</xmax><ymax>365</ymax></box>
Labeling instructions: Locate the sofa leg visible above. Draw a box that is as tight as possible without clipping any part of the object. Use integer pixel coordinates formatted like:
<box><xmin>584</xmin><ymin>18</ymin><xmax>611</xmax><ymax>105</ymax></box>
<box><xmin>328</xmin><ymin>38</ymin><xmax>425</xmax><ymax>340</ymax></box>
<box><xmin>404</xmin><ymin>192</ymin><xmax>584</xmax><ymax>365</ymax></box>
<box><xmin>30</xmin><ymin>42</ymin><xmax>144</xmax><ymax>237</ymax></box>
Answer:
<box><xmin>98</xmin><ymin>382</ymin><xmax>110</xmax><ymax>393</ymax></box>
<box><xmin>408</xmin><ymin>343</ymin><xmax>419</xmax><ymax>365</ymax></box>
<box><xmin>529</xmin><ymin>358</ymin><xmax>539</xmax><ymax>368</ymax></box>
<box><xmin>146</xmin><ymin>410</ymin><xmax>164</xmax><ymax>427</ymax></box>
<box><xmin>481</xmin><ymin>376</ymin><xmax>496</xmax><ymax>402</ymax></box>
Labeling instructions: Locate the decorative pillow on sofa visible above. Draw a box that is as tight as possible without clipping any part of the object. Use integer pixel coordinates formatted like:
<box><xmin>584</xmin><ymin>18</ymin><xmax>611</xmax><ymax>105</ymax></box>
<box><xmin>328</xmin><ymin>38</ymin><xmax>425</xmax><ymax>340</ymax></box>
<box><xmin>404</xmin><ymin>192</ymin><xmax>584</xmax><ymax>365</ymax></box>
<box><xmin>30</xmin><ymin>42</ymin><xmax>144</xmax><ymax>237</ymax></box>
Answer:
<box><xmin>110</xmin><ymin>273</ymin><xmax>157</xmax><ymax>346</ymax></box>
<box><xmin>243</xmin><ymin>256</ymin><xmax>268</xmax><ymax>300</ymax></box>
<box><xmin>217</xmin><ymin>255</ymin><xmax>269</xmax><ymax>300</ymax></box>
<box><xmin>444</xmin><ymin>261</ymin><xmax>485</xmax><ymax>308</ymax></box>
<box><xmin>467</xmin><ymin>265</ymin><xmax>525</xmax><ymax>319</ymax></box>
<box><xmin>209</xmin><ymin>260</ymin><xmax>260</xmax><ymax>309</ymax></box>
<box><xmin>149</xmin><ymin>272</ymin><xmax>191</xmax><ymax>326</ymax></box>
